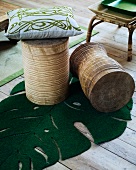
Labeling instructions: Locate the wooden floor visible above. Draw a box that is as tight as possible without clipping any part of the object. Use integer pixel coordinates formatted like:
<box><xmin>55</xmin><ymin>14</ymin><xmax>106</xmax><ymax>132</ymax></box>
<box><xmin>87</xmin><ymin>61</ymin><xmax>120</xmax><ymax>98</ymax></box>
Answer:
<box><xmin>0</xmin><ymin>0</ymin><xmax>136</xmax><ymax>169</ymax></box>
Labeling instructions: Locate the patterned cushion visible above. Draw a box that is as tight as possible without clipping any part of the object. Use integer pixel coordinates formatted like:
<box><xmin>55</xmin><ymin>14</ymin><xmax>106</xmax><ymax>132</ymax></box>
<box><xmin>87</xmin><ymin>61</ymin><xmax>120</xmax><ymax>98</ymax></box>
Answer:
<box><xmin>5</xmin><ymin>6</ymin><xmax>83</xmax><ymax>40</ymax></box>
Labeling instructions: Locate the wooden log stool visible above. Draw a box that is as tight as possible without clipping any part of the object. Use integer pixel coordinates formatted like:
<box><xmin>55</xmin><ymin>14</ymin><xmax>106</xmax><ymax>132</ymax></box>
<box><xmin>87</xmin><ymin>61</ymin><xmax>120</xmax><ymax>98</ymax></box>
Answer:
<box><xmin>22</xmin><ymin>38</ymin><xmax>69</xmax><ymax>105</ymax></box>
<box><xmin>70</xmin><ymin>42</ymin><xmax>135</xmax><ymax>112</ymax></box>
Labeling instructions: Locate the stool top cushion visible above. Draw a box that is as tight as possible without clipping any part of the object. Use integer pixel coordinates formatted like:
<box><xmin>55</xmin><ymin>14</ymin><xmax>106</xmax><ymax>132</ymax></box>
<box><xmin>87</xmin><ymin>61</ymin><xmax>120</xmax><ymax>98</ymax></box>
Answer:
<box><xmin>5</xmin><ymin>6</ymin><xmax>82</xmax><ymax>40</ymax></box>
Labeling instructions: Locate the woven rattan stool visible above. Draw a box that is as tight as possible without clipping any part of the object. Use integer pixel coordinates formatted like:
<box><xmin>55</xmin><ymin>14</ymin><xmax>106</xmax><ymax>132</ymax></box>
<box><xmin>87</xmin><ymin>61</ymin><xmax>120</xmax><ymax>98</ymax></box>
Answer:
<box><xmin>86</xmin><ymin>2</ymin><xmax>136</xmax><ymax>61</ymax></box>
<box><xmin>22</xmin><ymin>38</ymin><xmax>69</xmax><ymax>105</ymax></box>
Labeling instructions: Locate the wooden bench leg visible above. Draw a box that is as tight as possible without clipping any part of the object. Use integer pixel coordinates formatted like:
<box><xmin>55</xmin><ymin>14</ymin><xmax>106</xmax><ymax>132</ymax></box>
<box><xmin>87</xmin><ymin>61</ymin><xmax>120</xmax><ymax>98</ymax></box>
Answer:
<box><xmin>127</xmin><ymin>26</ymin><xmax>135</xmax><ymax>61</ymax></box>
<box><xmin>86</xmin><ymin>16</ymin><xmax>104</xmax><ymax>43</ymax></box>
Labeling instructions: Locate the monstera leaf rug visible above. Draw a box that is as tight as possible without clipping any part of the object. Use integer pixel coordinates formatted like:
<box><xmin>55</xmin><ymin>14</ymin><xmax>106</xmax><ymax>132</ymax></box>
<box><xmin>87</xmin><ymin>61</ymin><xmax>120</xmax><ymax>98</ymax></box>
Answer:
<box><xmin>0</xmin><ymin>75</ymin><xmax>132</xmax><ymax>170</ymax></box>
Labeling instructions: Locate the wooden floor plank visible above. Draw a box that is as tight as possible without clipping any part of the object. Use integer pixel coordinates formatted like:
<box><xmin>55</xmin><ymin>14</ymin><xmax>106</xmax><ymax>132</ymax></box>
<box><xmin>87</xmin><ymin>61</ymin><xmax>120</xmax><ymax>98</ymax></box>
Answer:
<box><xmin>0</xmin><ymin>91</ymin><xmax>8</xmax><ymax>101</ymax></box>
<box><xmin>61</xmin><ymin>143</ymin><xmax>136</xmax><ymax>170</ymax></box>
<box><xmin>73</xmin><ymin>121</ymin><xmax>136</xmax><ymax>166</ymax></box>
<box><xmin>60</xmin><ymin>157</ymin><xmax>98</xmax><ymax>170</ymax></box>
<box><xmin>121</xmin><ymin>62</ymin><xmax>136</xmax><ymax>72</ymax></box>
<box><xmin>91</xmin><ymin>22</ymin><xmax>136</xmax><ymax>43</ymax></box>
<box><xmin>119</xmin><ymin>128</ymin><xmax>136</xmax><ymax>147</ymax></box>
<box><xmin>91</xmin><ymin>34</ymin><xmax>136</xmax><ymax>61</ymax></box>
<box><xmin>0</xmin><ymin>1</ymin><xmax>19</xmax><ymax>15</ymax></box>
<box><xmin>132</xmin><ymin>92</ymin><xmax>136</xmax><ymax>104</ymax></box>
<box><xmin>101</xmin><ymin>139</ymin><xmax>136</xmax><ymax>165</ymax></box>
<box><xmin>45</xmin><ymin>162</ymin><xmax>71</xmax><ymax>170</ymax></box>
<box><xmin>131</xmin><ymin>104</ymin><xmax>136</xmax><ymax>117</ymax></box>
<box><xmin>3</xmin><ymin>0</ymin><xmax>96</xmax><ymax>19</ymax></box>
<box><xmin>124</xmin><ymin>68</ymin><xmax>136</xmax><ymax>83</ymax></box>
<box><xmin>128</xmin><ymin>116</ymin><xmax>136</xmax><ymax>132</ymax></box>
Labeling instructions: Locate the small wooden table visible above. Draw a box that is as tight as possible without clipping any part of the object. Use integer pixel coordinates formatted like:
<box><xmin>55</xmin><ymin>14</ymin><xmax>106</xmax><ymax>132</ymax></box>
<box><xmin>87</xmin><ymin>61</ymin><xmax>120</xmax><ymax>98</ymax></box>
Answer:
<box><xmin>86</xmin><ymin>2</ymin><xmax>136</xmax><ymax>61</ymax></box>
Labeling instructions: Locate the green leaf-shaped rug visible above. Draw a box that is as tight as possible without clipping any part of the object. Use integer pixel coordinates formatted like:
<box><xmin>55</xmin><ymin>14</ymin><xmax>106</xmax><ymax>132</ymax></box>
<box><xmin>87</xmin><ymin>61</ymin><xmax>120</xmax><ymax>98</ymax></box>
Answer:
<box><xmin>0</xmin><ymin>76</ymin><xmax>132</xmax><ymax>169</ymax></box>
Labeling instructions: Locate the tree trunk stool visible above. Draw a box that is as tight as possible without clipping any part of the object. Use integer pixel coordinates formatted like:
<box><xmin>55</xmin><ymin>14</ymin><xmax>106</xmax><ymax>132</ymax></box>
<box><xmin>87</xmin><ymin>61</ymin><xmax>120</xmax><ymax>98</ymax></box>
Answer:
<box><xmin>86</xmin><ymin>2</ymin><xmax>136</xmax><ymax>61</ymax></box>
<box><xmin>22</xmin><ymin>38</ymin><xmax>69</xmax><ymax>105</ymax></box>
<box><xmin>70</xmin><ymin>42</ymin><xmax>135</xmax><ymax>112</ymax></box>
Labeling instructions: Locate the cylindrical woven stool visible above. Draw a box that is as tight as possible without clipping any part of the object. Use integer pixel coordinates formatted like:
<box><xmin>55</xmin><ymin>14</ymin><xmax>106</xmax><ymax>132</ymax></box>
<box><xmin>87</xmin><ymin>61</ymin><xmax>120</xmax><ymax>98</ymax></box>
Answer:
<box><xmin>22</xmin><ymin>38</ymin><xmax>69</xmax><ymax>105</ymax></box>
<box><xmin>70</xmin><ymin>42</ymin><xmax>135</xmax><ymax>112</ymax></box>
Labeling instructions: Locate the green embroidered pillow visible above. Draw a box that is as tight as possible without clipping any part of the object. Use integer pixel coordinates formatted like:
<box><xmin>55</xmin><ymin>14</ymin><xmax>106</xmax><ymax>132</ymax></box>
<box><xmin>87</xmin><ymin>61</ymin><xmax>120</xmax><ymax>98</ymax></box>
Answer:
<box><xmin>5</xmin><ymin>6</ymin><xmax>82</xmax><ymax>40</ymax></box>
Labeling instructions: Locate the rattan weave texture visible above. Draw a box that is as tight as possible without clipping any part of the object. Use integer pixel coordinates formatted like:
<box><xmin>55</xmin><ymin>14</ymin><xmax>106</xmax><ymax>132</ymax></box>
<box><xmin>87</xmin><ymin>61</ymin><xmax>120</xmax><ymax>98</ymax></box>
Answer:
<box><xmin>22</xmin><ymin>38</ymin><xmax>69</xmax><ymax>105</ymax></box>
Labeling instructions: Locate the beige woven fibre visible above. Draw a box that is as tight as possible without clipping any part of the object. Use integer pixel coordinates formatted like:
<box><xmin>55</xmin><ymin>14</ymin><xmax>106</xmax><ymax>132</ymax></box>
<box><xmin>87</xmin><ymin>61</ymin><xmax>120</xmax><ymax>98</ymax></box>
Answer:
<box><xmin>22</xmin><ymin>38</ymin><xmax>69</xmax><ymax>105</ymax></box>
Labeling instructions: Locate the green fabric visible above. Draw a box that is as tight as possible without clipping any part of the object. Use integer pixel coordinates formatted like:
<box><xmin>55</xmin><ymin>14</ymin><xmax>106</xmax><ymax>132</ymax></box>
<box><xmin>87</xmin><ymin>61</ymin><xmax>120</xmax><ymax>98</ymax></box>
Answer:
<box><xmin>10</xmin><ymin>80</ymin><xmax>25</xmax><ymax>95</ymax></box>
<box><xmin>101</xmin><ymin>0</ymin><xmax>136</xmax><ymax>12</ymax></box>
<box><xmin>5</xmin><ymin>7</ymin><xmax>82</xmax><ymax>39</ymax></box>
<box><xmin>0</xmin><ymin>75</ymin><xmax>132</xmax><ymax>170</ymax></box>
<box><xmin>0</xmin><ymin>27</ymin><xmax>97</xmax><ymax>87</ymax></box>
